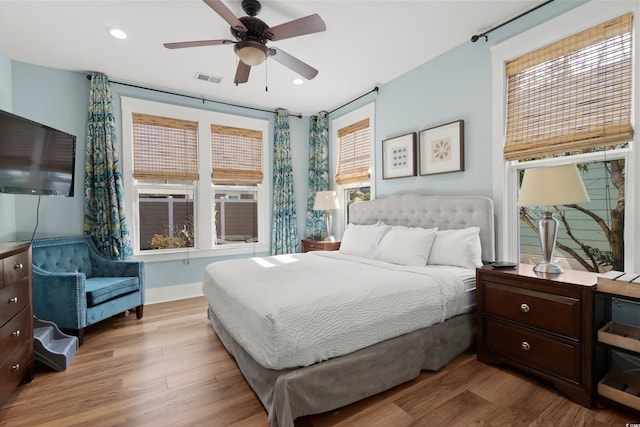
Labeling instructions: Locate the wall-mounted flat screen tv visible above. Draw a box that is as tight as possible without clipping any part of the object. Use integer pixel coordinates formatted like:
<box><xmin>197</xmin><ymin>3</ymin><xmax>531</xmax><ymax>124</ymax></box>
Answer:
<box><xmin>0</xmin><ymin>109</ymin><xmax>76</xmax><ymax>197</ymax></box>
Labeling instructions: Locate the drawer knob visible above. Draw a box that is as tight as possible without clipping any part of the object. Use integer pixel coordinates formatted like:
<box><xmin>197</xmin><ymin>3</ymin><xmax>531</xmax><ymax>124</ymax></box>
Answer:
<box><xmin>8</xmin><ymin>296</ymin><xmax>18</xmax><ymax>304</ymax></box>
<box><xmin>520</xmin><ymin>303</ymin><xmax>530</xmax><ymax>313</ymax></box>
<box><xmin>14</xmin><ymin>262</ymin><xmax>23</xmax><ymax>270</ymax></box>
<box><xmin>521</xmin><ymin>341</ymin><xmax>531</xmax><ymax>351</ymax></box>
<box><xmin>11</xmin><ymin>330</ymin><xmax>21</xmax><ymax>337</ymax></box>
<box><xmin>11</xmin><ymin>363</ymin><xmax>20</xmax><ymax>371</ymax></box>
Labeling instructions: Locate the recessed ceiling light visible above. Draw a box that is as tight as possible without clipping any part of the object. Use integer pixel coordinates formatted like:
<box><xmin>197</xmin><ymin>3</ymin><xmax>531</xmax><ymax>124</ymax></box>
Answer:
<box><xmin>292</xmin><ymin>78</ymin><xmax>303</xmax><ymax>85</ymax></box>
<box><xmin>107</xmin><ymin>27</ymin><xmax>127</xmax><ymax>40</ymax></box>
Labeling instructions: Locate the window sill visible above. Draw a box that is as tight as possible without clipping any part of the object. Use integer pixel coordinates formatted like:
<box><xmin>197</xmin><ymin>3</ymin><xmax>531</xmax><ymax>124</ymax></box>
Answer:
<box><xmin>133</xmin><ymin>242</ymin><xmax>271</xmax><ymax>263</ymax></box>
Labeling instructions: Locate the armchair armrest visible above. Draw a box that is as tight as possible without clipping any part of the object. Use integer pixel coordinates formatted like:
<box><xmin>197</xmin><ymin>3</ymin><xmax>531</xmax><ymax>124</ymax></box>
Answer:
<box><xmin>32</xmin><ymin>266</ymin><xmax>87</xmax><ymax>330</ymax></box>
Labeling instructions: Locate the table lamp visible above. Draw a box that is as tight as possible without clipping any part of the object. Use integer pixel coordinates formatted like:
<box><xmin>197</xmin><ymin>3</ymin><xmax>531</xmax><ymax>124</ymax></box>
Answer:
<box><xmin>518</xmin><ymin>164</ymin><xmax>590</xmax><ymax>273</ymax></box>
<box><xmin>313</xmin><ymin>191</ymin><xmax>340</xmax><ymax>242</ymax></box>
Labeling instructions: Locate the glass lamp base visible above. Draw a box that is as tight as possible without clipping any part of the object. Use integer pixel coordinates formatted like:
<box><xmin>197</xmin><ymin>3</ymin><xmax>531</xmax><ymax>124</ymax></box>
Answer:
<box><xmin>533</xmin><ymin>261</ymin><xmax>563</xmax><ymax>274</ymax></box>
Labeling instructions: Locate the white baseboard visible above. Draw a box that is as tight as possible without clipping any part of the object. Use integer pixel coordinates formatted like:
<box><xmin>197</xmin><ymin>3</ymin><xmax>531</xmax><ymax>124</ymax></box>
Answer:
<box><xmin>145</xmin><ymin>281</ymin><xmax>203</xmax><ymax>305</ymax></box>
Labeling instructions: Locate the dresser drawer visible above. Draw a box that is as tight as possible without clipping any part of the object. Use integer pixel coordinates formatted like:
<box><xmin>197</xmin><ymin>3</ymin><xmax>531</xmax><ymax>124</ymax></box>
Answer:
<box><xmin>483</xmin><ymin>317</ymin><xmax>581</xmax><ymax>383</ymax></box>
<box><xmin>3</xmin><ymin>251</ymin><xmax>29</xmax><ymax>287</ymax></box>
<box><xmin>0</xmin><ymin>338</ymin><xmax>31</xmax><ymax>403</ymax></box>
<box><xmin>0</xmin><ymin>307</ymin><xmax>31</xmax><ymax>366</ymax></box>
<box><xmin>0</xmin><ymin>277</ymin><xmax>30</xmax><ymax>327</ymax></box>
<box><xmin>482</xmin><ymin>281</ymin><xmax>580</xmax><ymax>339</ymax></box>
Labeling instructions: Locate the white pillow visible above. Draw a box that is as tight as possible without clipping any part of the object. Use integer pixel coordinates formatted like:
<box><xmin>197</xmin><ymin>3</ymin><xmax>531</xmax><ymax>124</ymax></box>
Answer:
<box><xmin>339</xmin><ymin>223</ymin><xmax>390</xmax><ymax>258</ymax></box>
<box><xmin>374</xmin><ymin>225</ymin><xmax>438</xmax><ymax>266</ymax></box>
<box><xmin>427</xmin><ymin>227</ymin><xmax>483</xmax><ymax>269</ymax></box>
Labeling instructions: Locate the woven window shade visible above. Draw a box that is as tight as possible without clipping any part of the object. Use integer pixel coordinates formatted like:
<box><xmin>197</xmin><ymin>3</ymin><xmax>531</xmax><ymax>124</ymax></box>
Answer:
<box><xmin>335</xmin><ymin>118</ymin><xmax>371</xmax><ymax>185</ymax></box>
<box><xmin>132</xmin><ymin>113</ymin><xmax>199</xmax><ymax>180</ymax></box>
<box><xmin>504</xmin><ymin>12</ymin><xmax>633</xmax><ymax>161</ymax></box>
<box><xmin>211</xmin><ymin>124</ymin><xmax>263</xmax><ymax>185</ymax></box>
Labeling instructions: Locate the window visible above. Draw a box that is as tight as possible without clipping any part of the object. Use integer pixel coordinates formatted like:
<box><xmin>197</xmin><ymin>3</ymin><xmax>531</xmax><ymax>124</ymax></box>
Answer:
<box><xmin>121</xmin><ymin>97</ymin><xmax>269</xmax><ymax>259</ymax></box>
<box><xmin>138</xmin><ymin>187</ymin><xmax>194</xmax><ymax>250</ymax></box>
<box><xmin>332</xmin><ymin>103</ymin><xmax>375</xmax><ymax>236</ymax></box>
<box><xmin>211</xmin><ymin>124</ymin><xmax>263</xmax><ymax>245</ymax></box>
<box><xmin>492</xmin><ymin>3</ymin><xmax>637</xmax><ymax>272</ymax></box>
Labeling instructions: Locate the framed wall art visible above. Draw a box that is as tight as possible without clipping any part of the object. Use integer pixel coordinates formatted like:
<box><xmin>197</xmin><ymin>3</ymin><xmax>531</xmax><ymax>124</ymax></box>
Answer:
<box><xmin>382</xmin><ymin>132</ymin><xmax>416</xmax><ymax>179</ymax></box>
<box><xmin>418</xmin><ymin>120</ymin><xmax>464</xmax><ymax>176</ymax></box>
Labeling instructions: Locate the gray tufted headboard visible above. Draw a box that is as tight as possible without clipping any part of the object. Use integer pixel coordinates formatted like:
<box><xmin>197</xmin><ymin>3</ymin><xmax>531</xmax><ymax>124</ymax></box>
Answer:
<box><xmin>349</xmin><ymin>194</ymin><xmax>495</xmax><ymax>263</ymax></box>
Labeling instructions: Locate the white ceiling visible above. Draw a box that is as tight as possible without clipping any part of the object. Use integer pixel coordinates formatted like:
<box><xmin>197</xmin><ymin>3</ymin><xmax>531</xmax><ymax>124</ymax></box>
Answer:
<box><xmin>0</xmin><ymin>0</ymin><xmax>540</xmax><ymax>116</ymax></box>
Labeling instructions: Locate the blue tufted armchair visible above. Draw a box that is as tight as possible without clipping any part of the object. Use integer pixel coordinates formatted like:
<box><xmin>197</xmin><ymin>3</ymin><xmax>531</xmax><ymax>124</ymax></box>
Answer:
<box><xmin>31</xmin><ymin>235</ymin><xmax>144</xmax><ymax>344</ymax></box>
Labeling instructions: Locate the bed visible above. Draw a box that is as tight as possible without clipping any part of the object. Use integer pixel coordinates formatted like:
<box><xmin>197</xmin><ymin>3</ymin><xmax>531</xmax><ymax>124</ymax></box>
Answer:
<box><xmin>203</xmin><ymin>194</ymin><xmax>495</xmax><ymax>426</ymax></box>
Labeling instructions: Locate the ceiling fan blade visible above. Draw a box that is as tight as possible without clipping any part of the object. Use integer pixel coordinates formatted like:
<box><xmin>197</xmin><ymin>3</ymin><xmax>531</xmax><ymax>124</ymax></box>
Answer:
<box><xmin>265</xmin><ymin>14</ymin><xmax>326</xmax><ymax>41</ymax></box>
<box><xmin>164</xmin><ymin>39</ymin><xmax>234</xmax><ymax>49</ymax></box>
<box><xmin>202</xmin><ymin>0</ymin><xmax>247</xmax><ymax>33</ymax></box>
<box><xmin>269</xmin><ymin>48</ymin><xmax>319</xmax><ymax>80</ymax></box>
<box><xmin>234</xmin><ymin>61</ymin><xmax>251</xmax><ymax>85</ymax></box>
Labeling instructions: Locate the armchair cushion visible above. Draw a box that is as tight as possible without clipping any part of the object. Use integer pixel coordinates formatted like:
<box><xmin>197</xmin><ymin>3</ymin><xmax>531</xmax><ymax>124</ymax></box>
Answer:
<box><xmin>85</xmin><ymin>277</ymin><xmax>140</xmax><ymax>307</ymax></box>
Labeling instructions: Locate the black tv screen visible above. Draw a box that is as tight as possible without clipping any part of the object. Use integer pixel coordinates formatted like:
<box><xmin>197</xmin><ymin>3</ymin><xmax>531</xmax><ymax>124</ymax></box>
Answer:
<box><xmin>0</xmin><ymin>109</ymin><xmax>76</xmax><ymax>197</ymax></box>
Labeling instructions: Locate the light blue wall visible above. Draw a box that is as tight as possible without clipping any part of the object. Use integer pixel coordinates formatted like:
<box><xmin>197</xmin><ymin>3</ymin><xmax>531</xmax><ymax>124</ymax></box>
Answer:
<box><xmin>329</xmin><ymin>0</ymin><xmax>586</xmax><ymax>200</ymax></box>
<box><xmin>0</xmin><ymin>48</ymin><xmax>15</xmax><ymax>240</ymax></box>
<box><xmin>4</xmin><ymin>0</ymin><xmax>588</xmax><ymax>296</ymax></box>
<box><xmin>11</xmin><ymin>62</ymin><xmax>88</xmax><ymax>238</ymax></box>
<box><xmin>0</xmin><ymin>48</ymin><xmax>11</xmax><ymax>110</ymax></box>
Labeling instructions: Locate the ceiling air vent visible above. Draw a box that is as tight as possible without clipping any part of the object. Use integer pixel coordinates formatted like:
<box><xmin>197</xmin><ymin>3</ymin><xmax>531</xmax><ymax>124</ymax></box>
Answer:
<box><xmin>194</xmin><ymin>72</ymin><xmax>222</xmax><ymax>84</ymax></box>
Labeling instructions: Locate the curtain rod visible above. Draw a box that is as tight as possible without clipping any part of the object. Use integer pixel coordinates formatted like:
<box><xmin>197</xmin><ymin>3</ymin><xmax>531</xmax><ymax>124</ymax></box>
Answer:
<box><xmin>470</xmin><ymin>0</ymin><xmax>555</xmax><ymax>42</ymax></box>
<box><xmin>328</xmin><ymin>86</ymin><xmax>379</xmax><ymax>114</ymax></box>
<box><xmin>85</xmin><ymin>74</ymin><xmax>303</xmax><ymax>119</ymax></box>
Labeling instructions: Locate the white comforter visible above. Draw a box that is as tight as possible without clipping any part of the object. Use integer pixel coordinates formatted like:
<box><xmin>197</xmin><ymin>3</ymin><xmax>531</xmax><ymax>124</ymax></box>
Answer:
<box><xmin>202</xmin><ymin>251</ymin><xmax>473</xmax><ymax>370</ymax></box>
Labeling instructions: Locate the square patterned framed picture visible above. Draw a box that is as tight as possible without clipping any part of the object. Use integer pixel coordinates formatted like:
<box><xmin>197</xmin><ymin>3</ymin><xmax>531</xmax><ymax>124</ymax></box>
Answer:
<box><xmin>418</xmin><ymin>120</ymin><xmax>464</xmax><ymax>176</ymax></box>
<box><xmin>382</xmin><ymin>132</ymin><xmax>416</xmax><ymax>179</ymax></box>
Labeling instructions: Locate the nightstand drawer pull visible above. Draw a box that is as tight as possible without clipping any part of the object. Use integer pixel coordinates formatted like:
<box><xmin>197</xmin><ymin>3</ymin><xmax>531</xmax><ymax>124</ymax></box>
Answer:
<box><xmin>520</xmin><ymin>303</ymin><xmax>530</xmax><ymax>313</ymax></box>
<box><xmin>14</xmin><ymin>262</ymin><xmax>23</xmax><ymax>270</ymax></box>
<box><xmin>521</xmin><ymin>341</ymin><xmax>531</xmax><ymax>351</ymax></box>
<box><xmin>8</xmin><ymin>296</ymin><xmax>18</xmax><ymax>304</ymax></box>
<box><xmin>11</xmin><ymin>363</ymin><xmax>20</xmax><ymax>371</ymax></box>
<box><xmin>11</xmin><ymin>330</ymin><xmax>21</xmax><ymax>337</ymax></box>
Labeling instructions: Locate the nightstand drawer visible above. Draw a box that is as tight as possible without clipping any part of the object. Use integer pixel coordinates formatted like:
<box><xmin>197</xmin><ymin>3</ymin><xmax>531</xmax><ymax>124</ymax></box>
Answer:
<box><xmin>301</xmin><ymin>240</ymin><xmax>341</xmax><ymax>253</ymax></box>
<box><xmin>483</xmin><ymin>317</ymin><xmax>581</xmax><ymax>383</ymax></box>
<box><xmin>483</xmin><ymin>281</ymin><xmax>580</xmax><ymax>339</ymax></box>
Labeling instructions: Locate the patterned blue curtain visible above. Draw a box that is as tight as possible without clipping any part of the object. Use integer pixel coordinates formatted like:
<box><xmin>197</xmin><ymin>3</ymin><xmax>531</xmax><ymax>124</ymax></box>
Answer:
<box><xmin>271</xmin><ymin>109</ymin><xmax>299</xmax><ymax>254</ymax></box>
<box><xmin>305</xmin><ymin>112</ymin><xmax>329</xmax><ymax>240</ymax></box>
<box><xmin>84</xmin><ymin>73</ymin><xmax>133</xmax><ymax>259</ymax></box>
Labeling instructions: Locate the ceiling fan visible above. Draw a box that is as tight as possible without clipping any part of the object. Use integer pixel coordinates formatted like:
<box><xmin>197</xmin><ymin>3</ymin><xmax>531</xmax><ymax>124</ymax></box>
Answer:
<box><xmin>164</xmin><ymin>0</ymin><xmax>326</xmax><ymax>85</ymax></box>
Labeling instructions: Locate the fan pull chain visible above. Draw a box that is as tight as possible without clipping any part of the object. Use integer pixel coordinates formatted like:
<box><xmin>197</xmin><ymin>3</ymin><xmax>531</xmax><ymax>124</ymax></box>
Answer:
<box><xmin>265</xmin><ymin>59</ymin><xmax>269</xmax><ymax>92</ymax></box>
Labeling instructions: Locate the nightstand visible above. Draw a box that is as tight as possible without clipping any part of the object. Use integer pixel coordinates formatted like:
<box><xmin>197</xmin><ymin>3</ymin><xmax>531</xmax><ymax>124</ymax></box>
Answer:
<box><xmin>476</xmin><ymin>263</ymin><xmax>598</xmax><ymax>407</ymax></box>
<box><xmin>301</xmin><ymin>239</ymin><xmax>341</xmax><ymax>253</ymax></box>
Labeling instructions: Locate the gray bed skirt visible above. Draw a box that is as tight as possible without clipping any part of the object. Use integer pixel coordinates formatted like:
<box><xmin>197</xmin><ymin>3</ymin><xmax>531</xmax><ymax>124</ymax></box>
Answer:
<box><xmin>207</xmin><ymin>305</ymin><xmax>475</xmax><ymax>427</ymax></box>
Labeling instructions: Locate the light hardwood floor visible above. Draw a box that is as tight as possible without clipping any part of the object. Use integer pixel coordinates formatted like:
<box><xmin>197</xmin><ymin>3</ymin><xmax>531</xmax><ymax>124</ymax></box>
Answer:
<box><xmin>0</xmin><ymin>297</ymin><xmax>636</xmax><ymax>426</ymax></box>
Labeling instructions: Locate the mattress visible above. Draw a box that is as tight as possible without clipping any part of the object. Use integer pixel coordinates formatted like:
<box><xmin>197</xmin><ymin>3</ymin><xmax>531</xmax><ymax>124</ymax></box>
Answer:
<box><xmin>202</xmin><ymin>251</ymin><xmax>475</xmax><ymax>370</ymax></box>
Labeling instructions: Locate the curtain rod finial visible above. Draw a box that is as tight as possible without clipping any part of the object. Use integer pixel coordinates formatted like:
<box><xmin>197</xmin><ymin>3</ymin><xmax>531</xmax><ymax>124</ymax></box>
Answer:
<box><xmin>471</xmin><ymin>34</ymin><xmax>488</xmax><ymax>43</ymax></box>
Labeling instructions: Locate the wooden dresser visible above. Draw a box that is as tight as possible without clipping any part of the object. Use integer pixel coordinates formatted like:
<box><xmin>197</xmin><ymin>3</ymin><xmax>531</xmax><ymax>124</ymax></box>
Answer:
<box><xmin>476</xmin><ymin>263</ymin><xmax>598</xmax><ymax>407</ymax></box>
<box><xmin>0</xmin><ymin>242</ymin><xmax>33</xmax><ymax>408</ymax></box>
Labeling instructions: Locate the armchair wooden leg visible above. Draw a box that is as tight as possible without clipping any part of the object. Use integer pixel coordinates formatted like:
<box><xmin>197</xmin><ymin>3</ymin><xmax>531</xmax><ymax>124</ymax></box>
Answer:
<box><xmin>136</xmin><ymin>305</ymin><xmax>144</xmax><ymax>319</ymax></box>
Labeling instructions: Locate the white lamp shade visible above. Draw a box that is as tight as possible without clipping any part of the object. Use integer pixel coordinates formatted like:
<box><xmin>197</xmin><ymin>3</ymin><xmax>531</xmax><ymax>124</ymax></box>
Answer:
<box><xmin>518</xmin><ymin>164</ymin><xmax>590</xmax><ymax>206</ymax></box>
<box><xmin>314</xmin><ymin>191</ymin><xmax>339</xmax><ymax>210</ymax></box>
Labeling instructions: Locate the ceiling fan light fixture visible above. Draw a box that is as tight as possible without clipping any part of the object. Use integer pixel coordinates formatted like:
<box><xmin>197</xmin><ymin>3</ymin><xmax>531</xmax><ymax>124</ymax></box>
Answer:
<box><xmin>235</xmin><ymin>41</ymin><xmax>268</xmax><ymax>66</ymax></box>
